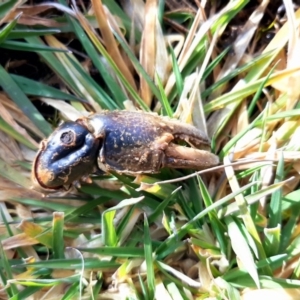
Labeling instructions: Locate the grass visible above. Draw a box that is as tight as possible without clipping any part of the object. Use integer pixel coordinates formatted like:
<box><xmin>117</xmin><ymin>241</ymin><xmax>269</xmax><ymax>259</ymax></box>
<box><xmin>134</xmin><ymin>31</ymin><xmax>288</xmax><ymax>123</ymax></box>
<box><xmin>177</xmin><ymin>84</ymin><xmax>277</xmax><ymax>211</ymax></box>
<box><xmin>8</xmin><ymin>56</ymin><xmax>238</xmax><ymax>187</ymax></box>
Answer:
<box><xmin>1</xmin><ymin>0</ymin><xmax>300</xmax><ymax>299</ymax></box>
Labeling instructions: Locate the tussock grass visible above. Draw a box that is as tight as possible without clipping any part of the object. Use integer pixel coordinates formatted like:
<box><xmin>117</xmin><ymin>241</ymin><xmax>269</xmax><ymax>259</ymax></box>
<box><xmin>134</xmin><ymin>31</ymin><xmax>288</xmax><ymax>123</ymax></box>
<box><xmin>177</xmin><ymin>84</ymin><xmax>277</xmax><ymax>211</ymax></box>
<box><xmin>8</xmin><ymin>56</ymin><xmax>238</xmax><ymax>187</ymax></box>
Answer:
<box><xmin>0</xmin><ymin>0</ymin><xmax>300</xmax><ymax>299</ymax></box>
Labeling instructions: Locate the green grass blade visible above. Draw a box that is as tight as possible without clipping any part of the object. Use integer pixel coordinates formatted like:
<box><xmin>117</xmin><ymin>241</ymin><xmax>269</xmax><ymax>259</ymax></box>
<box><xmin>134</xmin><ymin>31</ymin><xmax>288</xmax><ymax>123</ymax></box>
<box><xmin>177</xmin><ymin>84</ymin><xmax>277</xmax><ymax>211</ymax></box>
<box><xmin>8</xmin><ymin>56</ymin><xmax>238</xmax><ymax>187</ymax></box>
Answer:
<box><xmin>102</xmin><ymin>197</ymin><xmax>144</xmax><ymax>246</ymax></box>
<box><xmin>156</xmin><ymin>181</ymin><xmax>258</xmax><ymax>256</ymax></box>
<box><xmin>0</xmin><ymin>65</ymin><xmax>52</xmax><ymax>136</ymax></box>
<box><xmin>65</xmin><ymin>54</ymin><xmax>118</xmax><ymax>109</ymax></box>
<box><xmin>24</xmin><ymin>35</ymin><xmax>107</xmax><ymax>108</ymax></box>
<box><xmin>0</xmin><ymin>158</ymin><xmax>32</xmax><ymax>188</ymax></box>
<box><xmin>91</xmin><ymin>274</ymin><xmax>103</xmax><ymax>300</ymax></box>
<box><xmin>0</xmin><ymin>0</ymin><xmax>21</xmax><ymax>19</ymax></box>
<box><xmin>0</xmin><ymin>116</ymin><xmax>37</xmax><ymax>150</ymax></box>
<box><xmin>227</xmin><ymin>275</ymin><xmax>300</xmax><ymax>289</ymax></box>
<box><xmin>102</xmin><ymin>209</ymin><xmax>118</xmax><ymax>247</ymax></box>
<box><xmin>78</xmin><ymin>246</ymin><xmax>144</xmax><ymax>257</ymax></box>
<box><xmin>7</xmin><ymin>28</ymin><xmax>60</xmax><ymax>39</ymax></box>
<box><xmin>112</xmin><ymin>29</ymin><xmax>162</xmax><ymax>107</ymax></box>
<box><xmin>0</xmin><ymin>40</ymin><xmax>70</xmax><ymax>52</ymax></box>
<box><xmin>58</xmin><ymin>0</ymin><xmax>127</xmax><ymax>107</ymax></box>
<box><xmin>11</xmin><ymin>74</ymin><xmax>84</xmax><ymax>102</ymax></box>
<box><xmin>155</xmin><ymin>73</ymin><xmax>173</xmax><ymax>117</ymax></box>
<box><xmin>138</xmin><ymin>274</ymin><xmax>149</xmax><ymax>300</ymax></box>
<box><xmin>144</xmin><ymin>214</ymin><xmax>155</xmax><ymax>299</ymax></box>
<box><xmin>220</xmin><ymin>179</ymin><xmax>288</xmax><ymax>217</ymax></box>
<box><xmin>201</xmin><ymin>50</ymin><xmax>275</xmax><ymax>99</ymax></box>
<box><xmin>264</xmin><ymin>226</ymin><xmax>281</xmax><ymax>258</ymax></box>
<box><xmin>148</xmin><ymin>187</ymin><xmax>181</xmax><ymax>224</ymax></box>
<box><xmin>198</xmin><ymin>177</ymin><xmax>228</xmax><ymax>254</ymax></box>
<box><xmin>9</xmin><ymin>274</ymin><xmax>82</xmax><ymax>287</ymax></box>
<box><xmin>0</xmin><ymin>243</ymin><xmax>18</xmax><ymax>297</ymax></box>
<box><xmin>73</xmin><ymin>8</ymin><xmax>149</xmax><ymax>111</ymax></box>
<box><xmin>61</xmin><ymin>282</ymin><xmax>80</xmax><ymax>300</ymax></box>
<box><xmin>0</xmin><ymin>12</ymin><xmax>19</xmax><ymax>43</ymax></box>
<box><xmin>16</xmin><ymin>258</ymin><xmax>120</xmax><ymax>270</ymax></box>
<box><xmin>268</xmin><ymin>152</ymin><xmax>284</xmax><ymax>228</ymax></box>
<box><xmin>202</xmin><ymin>47</ymin><xmax>230</xmax><ymax>81</ymax></box>
<box><xmin>248</xmin><ymin>62</ymin><xmax>278</xmax><ymax>117</ymax></box>
<box><xmin>9</xmin><ymin>287</ymin><xmax>42</xmax><ymax>300</ymax></box>
<box><xmin>225</xmin><ymin>216</ymin><xmax>260</xmax><ymax>288</ymax></box>
<box><xmin>169</xmin><ymin>46</ymin><xmax>183</xmax><ymax>96</ymax></box>
<box><xmin>52</xmin><ymin>212</ymin><xmax>65</xmax><ymax>259</ymax></box>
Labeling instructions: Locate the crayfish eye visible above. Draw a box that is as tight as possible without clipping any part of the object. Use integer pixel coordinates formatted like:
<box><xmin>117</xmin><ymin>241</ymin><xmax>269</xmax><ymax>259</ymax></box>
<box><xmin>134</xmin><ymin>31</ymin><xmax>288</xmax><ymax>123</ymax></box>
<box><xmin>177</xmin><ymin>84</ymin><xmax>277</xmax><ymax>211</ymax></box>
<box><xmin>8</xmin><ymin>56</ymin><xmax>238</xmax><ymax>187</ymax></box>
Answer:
<box><xmin>60</xmin><ymin>131</ymin><xmax>76</xmax><ymax>145</ymax></box>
